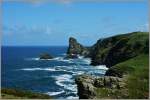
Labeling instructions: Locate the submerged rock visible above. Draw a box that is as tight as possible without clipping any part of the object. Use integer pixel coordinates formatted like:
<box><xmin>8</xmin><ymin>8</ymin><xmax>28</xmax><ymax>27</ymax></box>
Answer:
<box><xmin>39</xmin><ymin>53</ymin><xmax>53</xmax><ymax>59</ymax></box>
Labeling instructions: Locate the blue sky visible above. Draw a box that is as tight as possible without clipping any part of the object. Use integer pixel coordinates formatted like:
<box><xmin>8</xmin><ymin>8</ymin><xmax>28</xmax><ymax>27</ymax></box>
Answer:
<box><xmin>2</xmin><ymin>0</ymin><xmax>149</xmax><ymax>46</ymax></box>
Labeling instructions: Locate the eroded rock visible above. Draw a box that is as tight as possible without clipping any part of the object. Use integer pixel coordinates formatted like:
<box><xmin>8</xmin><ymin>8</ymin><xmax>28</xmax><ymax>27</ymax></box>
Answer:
<box><xmin>66</xmin><ymin>37</ymin><xmax>90</xmax><ymax>58</ymax></box>
<box><xmin>75</xmin><ymin>75</ymin><xmax>123</xmax><ymax>99</ymax></box>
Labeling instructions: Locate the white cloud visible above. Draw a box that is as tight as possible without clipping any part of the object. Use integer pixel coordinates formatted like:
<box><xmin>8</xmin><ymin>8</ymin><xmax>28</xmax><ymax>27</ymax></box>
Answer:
<box><xmin>3</xmin><ymin>25</ymin><xmax>56</xmax><ymax>36</ymax></box>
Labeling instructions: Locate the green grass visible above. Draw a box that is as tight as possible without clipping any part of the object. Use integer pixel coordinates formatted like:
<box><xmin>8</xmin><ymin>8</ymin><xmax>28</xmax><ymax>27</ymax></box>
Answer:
<box><xmin>1</xmin><ymin>88</ymin><xmax>52</xmax><ymax>99</ymax></box>
<box><xmin>125</xmin><ymin>55</ymin><xmax>149</xmax><ymax>98</ymax></box>
<box><xmin>93</xmin><ymin>32</ymin><xmax>149</xmax><ymax>99</ymax></box>
<box><xmin>112</xmin><ymin>54</ymin><xmax>149</xmax><ymax>98</ymax></box>
<box><xmin>1</xmin><ymin>93</ymin><xmax>27</xmax><ymax>99</ymax></box>
<box><xmin>91</xmin><ymin>32</ymin><xmax>149</xmax><ymax>66</ymax></box>
<box><xmin>97</xmin><ymin>54</ymin><xmax>149</xmax><ymax>99</ymax></box>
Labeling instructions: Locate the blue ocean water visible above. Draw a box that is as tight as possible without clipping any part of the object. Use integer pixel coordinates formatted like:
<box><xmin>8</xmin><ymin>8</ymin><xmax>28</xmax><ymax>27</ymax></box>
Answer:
<box><xmin>1</xmin><ymin>46</ymin><xmax>108</xmax><ymax>99</ymax></box>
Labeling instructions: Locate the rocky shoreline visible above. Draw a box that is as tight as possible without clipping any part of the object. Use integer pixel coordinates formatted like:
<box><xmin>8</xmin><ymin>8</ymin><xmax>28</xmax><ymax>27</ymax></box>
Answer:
<box><xmin>75</xmin><ymin>75</ymin><xmax>124</xmax><ymax>99</ymax></box>
<box><xmin>67</xmin><ymin>31</ymin><xmax>149</xmax><ymax>99</ymax></box>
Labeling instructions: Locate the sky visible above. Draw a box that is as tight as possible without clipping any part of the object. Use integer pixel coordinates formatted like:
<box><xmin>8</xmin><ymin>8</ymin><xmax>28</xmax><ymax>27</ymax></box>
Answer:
<box><xmin>2</xmin><ymin>0</ymin><xmax>149</xmax><ymax>46</ymax></box>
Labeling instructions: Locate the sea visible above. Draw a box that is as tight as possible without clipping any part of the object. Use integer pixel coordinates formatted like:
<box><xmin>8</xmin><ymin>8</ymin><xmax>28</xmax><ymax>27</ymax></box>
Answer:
<box><xmin>1</xmin><ymin>46</ymin><xmax>108</xmax><ymax>99</ymax></box>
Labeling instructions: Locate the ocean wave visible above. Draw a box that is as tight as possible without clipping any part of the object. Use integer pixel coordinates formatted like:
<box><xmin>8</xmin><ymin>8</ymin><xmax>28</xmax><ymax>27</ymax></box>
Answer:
<box><xmin>66</xmin><ymin>96</ymin><xmax>79</xmax><ymax>99</ymax></box>
<box><xmin>70</xmin><ymin>58</ymin><xmax>91</xmax><ymax>65</ymax></box>
<box><xmin>65</xmin><ymin>84</ymin><xmax>77</xmax><ymax>92</ymax></box>
<box><xmin>55</xmin><ymin>66</ymin><xmax>85</xmax><ymax>75</ymax></box>
<box><xmin>46</xmin><ymin>90</ymin><xmax>65</xmax><ymax>96</ymax></box>
<box><xmin>18</xmin><ymin>67</ymin><xmax>56</xmax><ymax>71</ymax></box>
<box><xmin>52</xmin><ymin>74</ymin><xmax>73</xmax><ymax>83</ymax></box>
<box><xmin>25</xmin><ymin>57</ymin><xmax>54</xmax><ymax>61</ymax></box>
<box><xmin>26</xmin><ymin>57</ymin><xmax>73</xmax><ymax>63</ymax></box>
<box><xmin>54</xmin><ymin>57</ymin><xmax>73</xmax><ymax>63</ymax></box>
<box><xmin>25</xmin><ymin>56</ymin><xmax>92</xmax><ymax>65</ymax></box>
<box><xmin>82</xmin><ymin>58</ymin><xmax>91</xmax><ymax>64</ymax></box>
<box><xmin>25</xmin><ymin>58</ymin><xmax>40</xmax><ymax>61</ymax></box>
<box><xmin>72</xmin><ymin>71</ymin><xmax>85</xmax><ymax>75</ymax></box>
<box><xmin>78</xmin><ymin>55</ymin><xmax>84</xmax><ymax>59</ymax></box>
<box><xmin>94</xmin><ymin>65</ymin><xmax>108</xmax><ymax>70</ymax></box>
<box><xmin>18</xmin><ymin>66</ymin><xmax>77</xmax><ymax>74</ymax></box>
<box><xmin>52</xmin><ymin>74</ymin><xmax>77</xmax><ymax>92</ymax></box>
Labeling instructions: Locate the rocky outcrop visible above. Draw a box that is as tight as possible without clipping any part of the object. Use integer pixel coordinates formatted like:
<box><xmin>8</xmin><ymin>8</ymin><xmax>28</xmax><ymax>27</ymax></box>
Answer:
<box><xmin>66</xmin><ymin>37</ymin><xmax>90</xmax><ymax>58</ymax></box>
<box><xmin>90</xmin><ymin>32</ymin><xmax>149</xmax><ymax>67</ymax></box>
<box><xmin>39</xmin><ymin>53</ymin><xmax>53</xmax><ymax>59</ymax></box>
<box><xmin>74</xmin><ymin>32</ymin><xmax>149</xmax><ymax>99</ymax></box>
<box><xmin>75</xmin><ymin>75</ymin><xmax>96</xmax><ymax>99</ymax></box>
<box><xmin>75</xmin><ymin>75</ymin><xmax>124</xmax><ymax>99</ymax></box>
<box><xmin>67</xmin><ymin>32</ymin><xmax>148</xmax><ymax>67</ymax></box>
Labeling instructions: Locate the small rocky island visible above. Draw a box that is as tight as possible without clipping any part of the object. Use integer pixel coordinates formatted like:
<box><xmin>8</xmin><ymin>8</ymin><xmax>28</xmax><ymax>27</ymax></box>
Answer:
<box><xmin>67</xmin><ymin>31</ymin><xmax>149</xmax><ymax>99</ymax></box>
<box><xmin>39</xmin><ymin>53</ymin><xmax>53</xmax><ymax>60</ymax></box>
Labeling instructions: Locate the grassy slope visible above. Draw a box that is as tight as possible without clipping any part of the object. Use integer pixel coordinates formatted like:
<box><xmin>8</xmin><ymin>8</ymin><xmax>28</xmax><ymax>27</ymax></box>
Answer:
<box><xmin>96</xmin><ymin>54</ymin><xmax>149</xmax><ymax>99</ymax></box>
<box><xmin>1</xmin><ymin>88</ymin><xmax>52</xmax><ymax>99</ymax></box>
<box><xmin>91</xmin><ymin>32</ymin><xmax>149</xmax><ymax>66</ymax></box>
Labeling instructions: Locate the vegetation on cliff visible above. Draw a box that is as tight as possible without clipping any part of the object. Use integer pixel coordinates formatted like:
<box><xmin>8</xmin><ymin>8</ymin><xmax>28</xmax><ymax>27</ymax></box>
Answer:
<box><xmin>90</xmin><ymin>31</ymin><xmax>149</xmax><ymax>67</ymax></box>
<box><xmin>105</xmin><ymin>54</ymin><xmax>149</xmax><ymax>98</ymax></box>
<box><xmin>1</xmin><ymin>88</ymin><xmax>51</xmax><ymax>99</ymax></box>
<box><xmin>74</xmin><ymin>31</ymin><xmax>149</xmax><ymax>99</ymax></box>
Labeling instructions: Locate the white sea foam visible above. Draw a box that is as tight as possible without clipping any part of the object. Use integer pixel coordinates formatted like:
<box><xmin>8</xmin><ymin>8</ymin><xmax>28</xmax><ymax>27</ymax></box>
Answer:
<box><xmin>94</xmin><ymin>65</ymin><xmax>108</xmax><ymax>70</ymax></box>
<box><xmin>66</xmin><ymin>96</ymin><xmax>79</xmax><ymax>99</ymax></box>
<box><xmin>78</xmin><ymin>55</ymin><xmax>84</xmax><ymax>59</ymax></box>
<box><xmin>65</xmin><ymin>84</ymin><xmax>77</xmax><ymax>92</ymax></box>
<box><xmin>18</xmin><ymin>66</ymin><xmax>77</xmax><ymax>73</ymax></box>
<box><xmin>26</xmin><ymin>57</ymin><xmax>73</xmax><ymax>63</ymax></box>
<box><xmin>52</xmin><ymin>74</ymin><xmax>73</xmax><ymax>82</ymax></box>
<box><xmin>72</xmin><ymin>71</ymin><xmax>85</xmax><ymax>75</ymax></box>
<box><xmin>52</xmin><ymin>74</ymin><xmax>77</xmax><ymax>92</ymax></box>
<box><xmin>42</xmin><ymin>57</ymin><xmax>73</xmax><ymax>63</ymax></box>
<box><xmin>71</xmin><ymin>57</ymin><xmax>91</xmax><ymax>65</ymax></box>
<box><xmin>19</xmin><ymin>67</ymin><xmax>56</xmax><ymax>71</ymax></box>
<box><xmin>82</xmin><ymin>58</ymin><xmax>91</xmax><ymax>64</ymax></box>
<box><xmin>25</xmin><ymin>57</ymin><xmax>40</xmax><ymax>61</ymax></box>
<box><xmin>46</xmin><ymin>90</ymin><xmax>65</xmax><ymax>96</ymax></box>
<box><xmin>25</xmin><ymin>57</ymin><xmax>53</xmax><ymax>61</ymax></box>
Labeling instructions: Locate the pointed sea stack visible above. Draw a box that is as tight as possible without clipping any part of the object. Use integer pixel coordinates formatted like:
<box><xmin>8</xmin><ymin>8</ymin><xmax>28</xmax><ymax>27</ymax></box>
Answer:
<box><xmin>66</xmin><ymin>37</ymin><xmax>90</xmax><ymax>58</ymax></box>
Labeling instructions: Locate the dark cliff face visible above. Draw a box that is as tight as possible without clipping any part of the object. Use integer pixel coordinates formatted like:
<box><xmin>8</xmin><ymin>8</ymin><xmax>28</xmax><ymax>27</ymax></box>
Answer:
<box><xmin>66</xmin><ymin>37</ymin><xmax>90</xmax><ymax>58</ymax></box>
<box><xmin>90</xmin><ymin>32</ymin><xmax>149</xmax><ymax>67</ymax></box>
<box><xmin>74</xmin><ymin>32</ymin><xmax>149</xmax><ymax>99</ymax></box>
<box><xmin>66</xmin><ymin>32</ymin><xmax>148</xmax><ymax>67</ymax></box>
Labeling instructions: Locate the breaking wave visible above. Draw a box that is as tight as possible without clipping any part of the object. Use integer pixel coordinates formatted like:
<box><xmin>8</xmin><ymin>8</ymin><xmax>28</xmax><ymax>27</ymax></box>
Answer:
<box><xmin>25</xmin><ymin>57</ymin><xmax>73</xmax><ymax>63</ymax></box>
<box><xmin>51</xmin><ymin>74</ymin><xmax>77</xmax><ymax>92</ymax></box>
<box><xmin>46</xmin><ymin>90</ymin><xmax>65</xmax><ymax>96</ymax></box>
<box><xmin>18</xmin><ymin>67</ymin><xmax>56</xmax><ymax>71</ymax></box>
<box><xmin>94</xmin><ymin>65</ymin><xmax>108</xmax><ymax>70</ymax></box>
